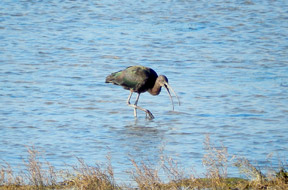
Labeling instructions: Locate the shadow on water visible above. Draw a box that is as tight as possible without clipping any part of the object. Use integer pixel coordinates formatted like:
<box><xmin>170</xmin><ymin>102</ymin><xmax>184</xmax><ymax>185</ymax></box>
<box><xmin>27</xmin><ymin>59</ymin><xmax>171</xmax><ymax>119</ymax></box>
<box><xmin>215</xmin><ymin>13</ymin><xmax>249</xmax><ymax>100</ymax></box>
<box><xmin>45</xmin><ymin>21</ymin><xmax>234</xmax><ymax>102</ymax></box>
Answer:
<box><xmin>114</xmin><ymin>119</ymin><xmax>167</xmax><ymax>158</ymax></box>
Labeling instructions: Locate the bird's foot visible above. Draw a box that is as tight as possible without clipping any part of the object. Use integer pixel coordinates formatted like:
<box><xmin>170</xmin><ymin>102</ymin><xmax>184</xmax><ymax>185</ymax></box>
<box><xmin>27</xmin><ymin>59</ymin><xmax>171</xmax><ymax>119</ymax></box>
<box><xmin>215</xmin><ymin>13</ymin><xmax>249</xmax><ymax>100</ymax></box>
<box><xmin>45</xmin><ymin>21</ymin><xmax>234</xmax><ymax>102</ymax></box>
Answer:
<box><xmin>146</xmin><ymin>110</ymin><xmax>154</xmax><ymax>120</ymax></box>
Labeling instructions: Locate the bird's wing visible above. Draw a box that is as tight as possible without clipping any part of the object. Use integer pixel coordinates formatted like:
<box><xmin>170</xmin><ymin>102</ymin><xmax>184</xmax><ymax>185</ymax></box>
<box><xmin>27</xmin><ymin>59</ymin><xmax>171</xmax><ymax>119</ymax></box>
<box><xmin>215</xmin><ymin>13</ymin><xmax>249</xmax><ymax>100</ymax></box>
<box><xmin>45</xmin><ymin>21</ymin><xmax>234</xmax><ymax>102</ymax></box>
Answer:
<box><xmin>121</xmin><ymin>67</ymin><xmax>149</xmax><ymax>91</ymax></box>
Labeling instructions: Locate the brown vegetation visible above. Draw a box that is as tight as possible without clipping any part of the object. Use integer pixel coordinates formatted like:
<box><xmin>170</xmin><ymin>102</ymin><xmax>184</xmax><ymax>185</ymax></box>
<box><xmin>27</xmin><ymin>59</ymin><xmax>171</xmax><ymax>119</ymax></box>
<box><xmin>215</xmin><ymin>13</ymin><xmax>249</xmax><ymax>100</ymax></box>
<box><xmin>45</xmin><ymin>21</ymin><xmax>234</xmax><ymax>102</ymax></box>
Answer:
<box><xmin>1</xmin><ymin>137</ymin><xmax>287</xmax><ymax>190</ymax></box>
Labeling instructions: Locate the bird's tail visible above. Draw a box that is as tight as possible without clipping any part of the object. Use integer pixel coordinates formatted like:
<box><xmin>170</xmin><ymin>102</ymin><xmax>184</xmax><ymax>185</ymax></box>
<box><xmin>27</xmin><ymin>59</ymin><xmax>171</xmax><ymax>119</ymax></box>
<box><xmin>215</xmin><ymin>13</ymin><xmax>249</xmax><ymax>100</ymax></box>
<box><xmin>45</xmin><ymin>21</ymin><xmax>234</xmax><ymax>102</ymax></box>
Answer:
<box><xmin>105</xmin><ymin>72</ymin><xmax>118</xmax><ymax>83</ymax></box>
<box><xmin>105</xmin><ymin>75</ymin><xmax>114</xmax><ymax>83</ymax></box>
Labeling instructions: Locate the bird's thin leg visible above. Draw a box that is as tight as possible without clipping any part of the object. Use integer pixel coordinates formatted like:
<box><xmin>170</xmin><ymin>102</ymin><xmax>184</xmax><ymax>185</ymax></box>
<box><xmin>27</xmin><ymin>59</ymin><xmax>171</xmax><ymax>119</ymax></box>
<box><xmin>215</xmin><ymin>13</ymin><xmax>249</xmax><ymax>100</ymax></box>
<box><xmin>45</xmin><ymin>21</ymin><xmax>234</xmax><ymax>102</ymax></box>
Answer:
<box><xmin>126</xmin><ymin>90</ymin><xmax>137</xmax><ymax>117</ymax></box>
<box><xmin>126</xmin><ymin>90</ymin><xmax>133</xmax><ymax>104</ymax></box>
<box><xmin>133</xmin><ymin>93</ymin><xmax>140</xmax><ymax>117</ymax></box>
<box><xmin>127</xmin><ymin>92</ymin><xmax>154</xmax><ymax>119</ymax></box>
<box><xmin>126</xmin><ymin>91</ymin><xmax>137</xmax><ymax>117</ymax></box>
<box><xmin>134</xmin><ymin>93</ymin><xmax>140</xmax><ymax>105</ymax></box>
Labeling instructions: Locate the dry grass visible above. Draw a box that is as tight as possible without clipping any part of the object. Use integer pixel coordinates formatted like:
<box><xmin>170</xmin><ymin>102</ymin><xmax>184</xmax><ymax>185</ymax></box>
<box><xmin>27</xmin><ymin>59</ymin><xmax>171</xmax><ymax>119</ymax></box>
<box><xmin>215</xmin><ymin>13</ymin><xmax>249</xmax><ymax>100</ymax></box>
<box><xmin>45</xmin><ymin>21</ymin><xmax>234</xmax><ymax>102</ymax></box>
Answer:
<box><xmin>0</xmin><ymin>147</ymin><xmax>58</xmax><ymax>190</ymax></box>
<box><xmin>1</xmin><ymin>137</ymin><xmax>288</xmax><ymax>190</ymax></box>
<box><xmin>129</xmin><ymin>159</ymin><xmax>162</xmax><ymax>189</ymax></box>
<box><xmin>24</xmin><ymin>148</ymin><xmax>58</xmax><ymax>188</ymax></box>
<box><xmin>202</xmin><ymin>135</ymin><xmax>231</xmax><ymax>188</ymax></box>
<box><xmin>129</xmin><ymin>155</ymin><xmax>194</xmax><ymax>190</ymax></box>
<box><xmin>65</xmin><ymin>156</ymin><xmax>119</xmax><ymax>190</ymax></box>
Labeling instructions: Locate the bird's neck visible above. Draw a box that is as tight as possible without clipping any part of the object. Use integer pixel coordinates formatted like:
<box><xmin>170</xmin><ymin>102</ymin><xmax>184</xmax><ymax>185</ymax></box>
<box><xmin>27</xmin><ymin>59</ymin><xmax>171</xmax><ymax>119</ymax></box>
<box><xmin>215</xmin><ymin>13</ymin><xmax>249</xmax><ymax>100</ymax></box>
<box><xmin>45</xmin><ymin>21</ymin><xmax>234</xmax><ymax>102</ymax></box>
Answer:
<box><xmin>148</xmin><ymin>82</ymin><xmax>162</xmax><ymax>95</ymax></box>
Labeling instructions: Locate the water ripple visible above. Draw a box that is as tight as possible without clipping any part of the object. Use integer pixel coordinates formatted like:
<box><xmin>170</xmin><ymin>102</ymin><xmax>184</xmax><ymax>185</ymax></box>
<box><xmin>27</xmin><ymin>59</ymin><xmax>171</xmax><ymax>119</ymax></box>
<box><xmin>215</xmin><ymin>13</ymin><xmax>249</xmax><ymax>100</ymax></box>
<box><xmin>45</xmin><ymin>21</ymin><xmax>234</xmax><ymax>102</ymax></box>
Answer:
<box><xmin>1</xmin><ymin>0</ymin><xmax>288</xmax><ymax>181</ymax></box>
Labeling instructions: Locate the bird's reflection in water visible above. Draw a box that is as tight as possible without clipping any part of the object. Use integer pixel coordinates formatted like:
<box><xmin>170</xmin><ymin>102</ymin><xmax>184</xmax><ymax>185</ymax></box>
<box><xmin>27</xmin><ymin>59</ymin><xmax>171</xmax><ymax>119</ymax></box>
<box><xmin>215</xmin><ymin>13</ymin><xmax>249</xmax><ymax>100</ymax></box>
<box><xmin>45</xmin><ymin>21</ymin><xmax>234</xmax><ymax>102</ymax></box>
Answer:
<box><xmin>115</xmin><ymin>119</ymin><xmax>167</xmax><ymax>163</ymax></box>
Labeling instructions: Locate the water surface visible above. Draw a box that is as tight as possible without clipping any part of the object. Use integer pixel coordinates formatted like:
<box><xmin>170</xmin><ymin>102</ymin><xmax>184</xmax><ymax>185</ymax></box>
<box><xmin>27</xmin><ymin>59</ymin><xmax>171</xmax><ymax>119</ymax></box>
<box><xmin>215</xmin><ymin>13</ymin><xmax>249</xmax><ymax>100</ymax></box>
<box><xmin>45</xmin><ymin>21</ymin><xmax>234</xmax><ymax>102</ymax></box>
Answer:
<box><xmin>1</xmin><ymin>0</ymin><xmax>288</xmax><ymax>182</ymax></box>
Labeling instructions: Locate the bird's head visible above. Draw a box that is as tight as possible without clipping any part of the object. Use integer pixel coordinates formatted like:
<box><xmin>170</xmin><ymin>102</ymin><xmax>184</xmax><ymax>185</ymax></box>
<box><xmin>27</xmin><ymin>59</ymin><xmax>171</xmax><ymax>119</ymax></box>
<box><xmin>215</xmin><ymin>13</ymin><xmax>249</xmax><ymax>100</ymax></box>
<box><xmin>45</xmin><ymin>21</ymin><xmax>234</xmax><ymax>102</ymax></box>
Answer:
<box><xmin>158</xmin><ymin>75</ymin><xmax>180</xmax><ymax>111</ymax></box>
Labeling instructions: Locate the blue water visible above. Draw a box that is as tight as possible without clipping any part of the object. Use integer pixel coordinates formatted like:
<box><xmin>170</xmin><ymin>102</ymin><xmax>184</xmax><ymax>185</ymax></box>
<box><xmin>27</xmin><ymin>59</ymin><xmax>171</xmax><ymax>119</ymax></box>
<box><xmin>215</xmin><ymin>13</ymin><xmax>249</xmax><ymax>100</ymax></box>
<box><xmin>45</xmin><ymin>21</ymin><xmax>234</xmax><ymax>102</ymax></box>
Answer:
<box><xmin>1</xmin><ymin>0</ymin><xmax>288</xmax><ymax>182</ymax></box>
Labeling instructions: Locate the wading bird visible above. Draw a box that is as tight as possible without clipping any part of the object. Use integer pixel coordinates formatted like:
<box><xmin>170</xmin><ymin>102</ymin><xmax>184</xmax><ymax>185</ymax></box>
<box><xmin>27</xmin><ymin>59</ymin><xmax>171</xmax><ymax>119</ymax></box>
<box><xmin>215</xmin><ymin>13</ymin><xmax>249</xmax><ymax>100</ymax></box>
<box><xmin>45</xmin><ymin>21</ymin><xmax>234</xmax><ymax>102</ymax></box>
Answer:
<box><xmin>105</xmin><ymin>65</ymin><xmax>180</xmax><ymax>119</ymax></box>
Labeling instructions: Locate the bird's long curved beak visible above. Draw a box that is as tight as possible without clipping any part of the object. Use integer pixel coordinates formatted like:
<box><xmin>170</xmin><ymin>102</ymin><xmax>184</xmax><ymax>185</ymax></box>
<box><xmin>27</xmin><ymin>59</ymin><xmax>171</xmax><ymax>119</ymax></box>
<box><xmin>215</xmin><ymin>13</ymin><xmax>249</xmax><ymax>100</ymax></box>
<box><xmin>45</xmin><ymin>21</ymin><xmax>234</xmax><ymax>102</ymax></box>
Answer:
<box><xmin>164</xmin><ymin>82</ymin><xmax>180</xmax><ymax>111</ymax></box>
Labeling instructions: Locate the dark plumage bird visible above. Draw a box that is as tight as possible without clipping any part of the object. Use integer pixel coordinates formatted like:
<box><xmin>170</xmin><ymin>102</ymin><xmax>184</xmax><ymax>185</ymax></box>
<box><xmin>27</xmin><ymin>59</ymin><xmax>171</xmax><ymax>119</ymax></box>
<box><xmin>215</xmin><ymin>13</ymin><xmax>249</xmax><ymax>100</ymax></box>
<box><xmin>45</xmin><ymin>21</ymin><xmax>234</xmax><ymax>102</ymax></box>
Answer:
<box><xmin>105</xmin><ymin>65</ymin><xmax>180</xmax><ymax>119</ymax></box>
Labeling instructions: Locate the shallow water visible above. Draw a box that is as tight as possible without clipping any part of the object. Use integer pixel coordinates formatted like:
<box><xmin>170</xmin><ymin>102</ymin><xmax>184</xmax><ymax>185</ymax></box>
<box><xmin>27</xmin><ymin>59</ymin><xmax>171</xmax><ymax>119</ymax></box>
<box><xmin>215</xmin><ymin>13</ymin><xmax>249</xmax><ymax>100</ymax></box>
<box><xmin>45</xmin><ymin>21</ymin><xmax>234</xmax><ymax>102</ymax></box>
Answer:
<box><xmin>1</xmin><ymin>0</ymin><xmax>288</xmax><ymax>182</ymax></box>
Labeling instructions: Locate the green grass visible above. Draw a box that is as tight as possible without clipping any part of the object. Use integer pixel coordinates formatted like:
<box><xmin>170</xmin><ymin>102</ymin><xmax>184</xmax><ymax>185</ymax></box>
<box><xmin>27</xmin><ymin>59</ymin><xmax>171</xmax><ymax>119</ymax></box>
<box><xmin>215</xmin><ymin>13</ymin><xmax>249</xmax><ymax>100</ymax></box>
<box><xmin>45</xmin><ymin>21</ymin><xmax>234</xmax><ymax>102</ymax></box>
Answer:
<box><xmin>1</xmin><ymin>136</ymin><xmax>287</xmax><ymax>190</ymax></box>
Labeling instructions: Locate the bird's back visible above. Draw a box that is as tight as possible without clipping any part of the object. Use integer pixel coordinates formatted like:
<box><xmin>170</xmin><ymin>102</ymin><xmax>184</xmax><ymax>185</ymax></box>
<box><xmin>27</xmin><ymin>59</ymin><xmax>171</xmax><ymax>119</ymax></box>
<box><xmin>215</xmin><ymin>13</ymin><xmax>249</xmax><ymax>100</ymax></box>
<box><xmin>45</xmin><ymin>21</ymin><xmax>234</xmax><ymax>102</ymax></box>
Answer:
<box><xmin>106</xmin><ymin>66</ymin><xmax>158</xmax><ymax>93</ymax></box>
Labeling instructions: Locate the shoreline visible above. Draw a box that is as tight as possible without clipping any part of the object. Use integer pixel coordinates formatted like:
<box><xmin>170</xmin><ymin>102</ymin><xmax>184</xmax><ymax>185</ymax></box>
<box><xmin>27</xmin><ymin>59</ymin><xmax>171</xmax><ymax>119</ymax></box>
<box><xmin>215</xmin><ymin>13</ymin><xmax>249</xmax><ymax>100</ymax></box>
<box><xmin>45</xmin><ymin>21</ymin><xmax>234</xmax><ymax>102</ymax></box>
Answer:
<box><xmin>1</xmin><ymin>138</ymin><xmax>287</xmax><ymax>189</ymax></box>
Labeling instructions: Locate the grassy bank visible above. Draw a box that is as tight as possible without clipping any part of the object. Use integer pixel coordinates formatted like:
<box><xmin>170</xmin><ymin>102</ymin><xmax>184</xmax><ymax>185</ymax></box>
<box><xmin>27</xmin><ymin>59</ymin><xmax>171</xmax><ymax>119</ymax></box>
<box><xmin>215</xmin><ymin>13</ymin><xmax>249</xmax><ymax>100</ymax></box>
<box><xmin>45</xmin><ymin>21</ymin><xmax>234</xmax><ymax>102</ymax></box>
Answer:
<box><xmin>1</xmin><ymin>136</ymin><xmax>287</xmax><ymax>190</ymax></box>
